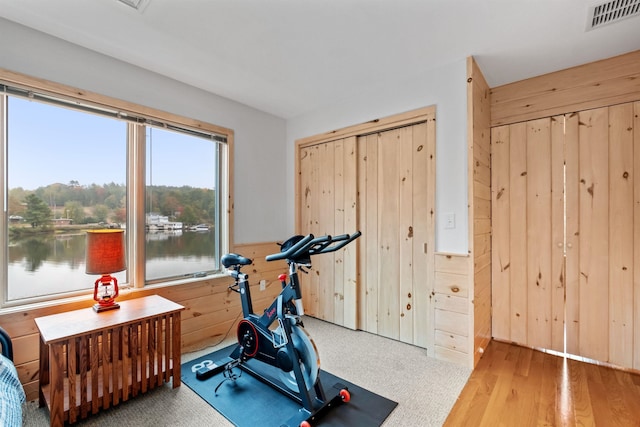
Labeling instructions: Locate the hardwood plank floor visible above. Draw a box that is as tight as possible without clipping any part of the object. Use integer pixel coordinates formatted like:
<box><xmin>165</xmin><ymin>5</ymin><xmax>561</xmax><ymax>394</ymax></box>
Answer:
<box><xmin>444</xmin><ymin>340</ymin><xmax>640</xmax><ymax>426</ymax></box>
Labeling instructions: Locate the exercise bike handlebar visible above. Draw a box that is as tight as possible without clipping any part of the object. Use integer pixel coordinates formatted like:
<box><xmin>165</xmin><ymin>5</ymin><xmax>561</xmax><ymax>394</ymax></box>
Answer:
<box><xmin>312</xmin><ymin>232</ymin><xmax>361</xmax><ymax>255</ymax></box>
<box><xmin>265</xmin><ymin>231</ymin><xmax>361</xmax><ymax>262</ymax></box>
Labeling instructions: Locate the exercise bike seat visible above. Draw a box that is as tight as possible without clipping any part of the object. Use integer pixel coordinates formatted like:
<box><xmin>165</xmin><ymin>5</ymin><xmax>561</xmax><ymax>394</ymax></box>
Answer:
<box><xmin>221</xmin><ymin>253</ymin><xmax>252</xmax><ymax>268</ymax></box>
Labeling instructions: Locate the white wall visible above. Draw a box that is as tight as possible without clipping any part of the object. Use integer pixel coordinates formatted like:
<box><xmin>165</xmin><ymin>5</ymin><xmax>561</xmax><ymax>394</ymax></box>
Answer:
<box><xmin>286</xmin><ymin>59</ymin><xmax>469</xmax><ymax>254</ymax></box>
<box><xmin>1</xmin><ymin>18</ymin><xmax>470</xmax><ymax>253</ymax></box>
<box><xmin>0</xmin><ymin>18</ymin><xmax>288</xmax><ymax>244</ymax></box>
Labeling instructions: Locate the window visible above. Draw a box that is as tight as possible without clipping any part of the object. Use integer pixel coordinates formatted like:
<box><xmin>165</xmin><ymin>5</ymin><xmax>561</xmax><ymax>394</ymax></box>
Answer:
<box><xmin>145</xmin><ymin>127</ymin><xmax>221</xmax><ymax>282</ymax></box>
<box><xmin>1</xmin><ymin>77</ymin><xmax>232</xmax><ymax>308</ymax></box>
<box><xmin>6</xmin><ymin>97</ymin><xmax>127</xmax><ymax>302</ymax></box>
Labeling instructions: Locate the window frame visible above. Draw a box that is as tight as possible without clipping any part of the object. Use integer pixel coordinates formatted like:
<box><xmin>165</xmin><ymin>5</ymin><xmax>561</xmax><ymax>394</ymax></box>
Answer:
<box><xmin>0</xmin><ymin>69</ymin><xmax>234</xmax><ymax>309</ymax></box>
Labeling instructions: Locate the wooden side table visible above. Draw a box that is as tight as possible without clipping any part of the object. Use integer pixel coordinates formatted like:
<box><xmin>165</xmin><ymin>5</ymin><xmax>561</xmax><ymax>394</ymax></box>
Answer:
<box><xmin>35</xmin><ymin>295</ymin><xmax>184</xmax><ymax>426</ymax></box>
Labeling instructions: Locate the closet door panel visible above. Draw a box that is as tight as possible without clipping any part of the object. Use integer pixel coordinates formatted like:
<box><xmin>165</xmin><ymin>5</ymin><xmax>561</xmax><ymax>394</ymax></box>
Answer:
<box><xmin>412</xmin><ymin>121</ymin><xmax>435</xmax><ymax>349</ymax></box>
<box><xmin>565</xmin><ymin>113</ymin><xmax>580</xmax><ymax>356</ymax></box>
<box><xmin>297</xmin><ymin>138</ymin><xmax>358</xmax><ymax>328</ymax></box>
<box><xmin>509</xmin><ymin>122</ymin><xmax>529</xmax><ymax>344</ymax></box>
<box><xmin>492</xmin><ymin>102</ymin><xmax>639</xmax><ymax>368</ymax></box>
<box><xmin>577</xmin><ymin>107</ymin><xmax>609</xmax><ymax>362</ymax></box>
<box><xmin>526</xmin><ymin>118</ymin><xmax>553</xmax><ymax>350</ymax></box>
<box><xmin>608</xmin><ymin>103</ymin><xmax>634</xmax><ymax>367</ymax></box>
<box><xmin>317</xmin><ymin>142</ymin><xmax>336</xmax><ymax>322</ymax></box>
<box><xmin>357</xmin><ymin>121</ymin><xmax>435</xmax><ymax>348</ymax></box>
<box><xmin>299</xmin><ymin>144</ymin><xmax>321</xmax><ymax>315</ymax></box>
<box><xmin>399</xmin><ymin>126</ymin><xmax>415</xmax><ymax>343</ymax></box>
<box><xmin>491</xmin><ymin>125</ymin><xmax>511</xmax><ymax>341</ymax></box>
<box><xmin>550</xmin><ymin>115</ymin><xmax>566</xmax><ymax>353</ymax></box>
<box><xmin>297</xmin><ymin>109</ymin><xmax>435</xmax><ymax>343</ymax></box>
<box><xmin>377</xmin><ymin>128</ymin><xmax>402</xmax><ymax>340</ymax></box>
<box><xmin>342</xmin><ymin>136</ymin><xmax>358</xmax><ymax>330</ymax></box>
<box><xmin>361</xmin><ymin>134</ymin><xmax>379</xmax><ymax>334</ymax></box>
<box><xmin>333</xmin><ymin>140</ymin><xmax>345</xmax><ymax>326</ymax></box>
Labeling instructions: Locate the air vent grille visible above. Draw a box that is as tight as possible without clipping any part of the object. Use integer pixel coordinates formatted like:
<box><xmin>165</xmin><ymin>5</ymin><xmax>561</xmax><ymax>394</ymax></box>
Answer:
<box><xmin>587</xmin><ymin>0</ymin><xmax>640</xmax><ymax>30</ymax></box>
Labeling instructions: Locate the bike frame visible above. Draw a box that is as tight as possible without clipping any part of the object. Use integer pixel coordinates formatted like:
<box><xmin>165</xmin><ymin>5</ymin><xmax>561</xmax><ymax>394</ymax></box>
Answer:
<box><xmin>198</xmin><ymin>231</ymin><xmax>361</xmax><ymax>424</ymax></box>
<box><xmin>230</xmin><ymin>261</ymin><xmax>303</xmax><ymax>329</ymax></box>
<box><xmin>227</xmin><ymin>259</ymin><xmax>324</xmax><ymax>412</ymax></box>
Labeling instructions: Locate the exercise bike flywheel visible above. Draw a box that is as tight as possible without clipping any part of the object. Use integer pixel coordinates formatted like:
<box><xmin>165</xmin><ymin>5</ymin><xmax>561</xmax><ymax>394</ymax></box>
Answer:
<box><xmin>236</xmin><ymin>319</ymin><xmax>259</xmax><ymax>357</ymax></box>
<box><xmin>275</xmin><ymin>324</ymin><xmax>320</xmax><ymax>393</ymax></box>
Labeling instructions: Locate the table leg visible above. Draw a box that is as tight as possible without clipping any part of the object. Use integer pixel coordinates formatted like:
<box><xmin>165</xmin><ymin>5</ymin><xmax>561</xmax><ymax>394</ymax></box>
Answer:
<box><xmin>49</xmin><ymin>343</ymin><xmax>65</xmax><ymax>426</ymax></box>
<box><xmin>172</xmin><ymin>313</ymin><xmax>181</xmax><ymax>388</ymax></box>
<box><xmin>38</xmin><ymin>337</ymin><xmax>49</xmax><ymax>408</ymax></box>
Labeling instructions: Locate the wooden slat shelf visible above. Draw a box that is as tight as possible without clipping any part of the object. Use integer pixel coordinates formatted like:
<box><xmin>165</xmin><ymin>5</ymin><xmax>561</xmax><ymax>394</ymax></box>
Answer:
<box><xmin>41</xmin><ymin>357</ymin><xmax>172</xmax><ymax>419</ymax></box>
<box><xmin>35</xmin><ymin>295</ymin><xmax>184</xmax><ymax>426</ymax></box>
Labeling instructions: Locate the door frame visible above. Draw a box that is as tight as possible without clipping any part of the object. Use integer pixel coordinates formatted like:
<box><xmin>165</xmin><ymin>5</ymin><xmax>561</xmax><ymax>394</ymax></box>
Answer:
<box><xmin>295</xmin><ymin>106</ymin><xmax>437</xmax><ymax>232</ymax></box>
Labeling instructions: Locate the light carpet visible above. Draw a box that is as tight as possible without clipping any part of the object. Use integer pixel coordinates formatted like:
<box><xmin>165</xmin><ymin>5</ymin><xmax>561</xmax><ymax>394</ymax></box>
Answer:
<box><xmin>22</xmin><ymin>316</ymin><xmax>470</xmax><ymax>426</ymax></box>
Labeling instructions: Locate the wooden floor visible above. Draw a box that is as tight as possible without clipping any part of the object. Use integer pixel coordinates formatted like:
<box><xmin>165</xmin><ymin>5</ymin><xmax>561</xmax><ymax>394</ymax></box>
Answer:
<box><xmin>443</xmin><ymin>340</ymin><xmax>640</xmax><ymax>426</ymax></box>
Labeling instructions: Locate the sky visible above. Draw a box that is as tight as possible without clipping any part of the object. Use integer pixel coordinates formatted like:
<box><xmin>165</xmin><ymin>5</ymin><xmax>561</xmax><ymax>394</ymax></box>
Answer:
<box><xmin>7</xmin><ymin>96</ymin><xmax>217</xmax><ymax>190</ymax></box>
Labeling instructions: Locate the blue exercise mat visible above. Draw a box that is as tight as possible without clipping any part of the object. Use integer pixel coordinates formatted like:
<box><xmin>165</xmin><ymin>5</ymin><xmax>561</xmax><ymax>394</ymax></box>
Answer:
<box><xmin>182</xmin><ymin>345</ymin><xmax>397</xmax><ymax>427</ymax></box>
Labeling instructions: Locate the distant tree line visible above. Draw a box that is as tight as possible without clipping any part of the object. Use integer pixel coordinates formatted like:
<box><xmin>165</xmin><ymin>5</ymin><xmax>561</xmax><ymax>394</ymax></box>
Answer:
<box><xmin>8</xmin><ymin>181</ymin><xmax>215</xmax><ymax>229</ymax></box>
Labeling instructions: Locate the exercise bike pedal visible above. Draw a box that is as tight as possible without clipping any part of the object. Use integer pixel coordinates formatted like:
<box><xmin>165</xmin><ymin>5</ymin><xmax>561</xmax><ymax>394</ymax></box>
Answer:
<box><xmin>195</xmin><ymin>356</ymin><xmax>235</xmax><ymax>381</ymax></box>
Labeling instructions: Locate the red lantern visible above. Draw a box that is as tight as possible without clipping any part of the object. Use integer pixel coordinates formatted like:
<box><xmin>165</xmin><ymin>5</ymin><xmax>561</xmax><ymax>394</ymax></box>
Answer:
<box><xmin>85</xmin><ymin>229</ymin><xmax>126</xmax><ymax>312</ymax></box>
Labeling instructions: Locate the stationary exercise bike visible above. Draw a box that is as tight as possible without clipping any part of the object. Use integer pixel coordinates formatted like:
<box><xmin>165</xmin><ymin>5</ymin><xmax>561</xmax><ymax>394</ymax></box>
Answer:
<box><xmin>196</xmin><ymin>231</ymin><xmax>361</xmax><ymax>427</ymax></box>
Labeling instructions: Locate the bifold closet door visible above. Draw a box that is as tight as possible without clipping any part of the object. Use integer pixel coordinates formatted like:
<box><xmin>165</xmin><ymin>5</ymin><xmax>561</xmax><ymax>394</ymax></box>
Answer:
<box><xmin>566</xmin><ymin>104</ymin><xmax>639</xmax><ymax>367</ymax></box>
<box><xmin>491</xmin><ymin>116</ymin><xmax>565</xmax><ymax>352</ymax></box>
<box><xmin>297</xmin><ymin>114</ymin><xmax>436</xmax><ymax>346</ymax></box>
<box><xmin>492</xmin><ymin>102</ymin><xmax>640</xmax><ymax>369</ymax></box>
<box><xmin>298</xmin><ymin>137</ymin><xmax>358</xmax><ymax>329</ymax></box>
<box><xmin>356</xmin><ymin>121</ymin><xmax>435</xmax><ymax>348</ymax></box>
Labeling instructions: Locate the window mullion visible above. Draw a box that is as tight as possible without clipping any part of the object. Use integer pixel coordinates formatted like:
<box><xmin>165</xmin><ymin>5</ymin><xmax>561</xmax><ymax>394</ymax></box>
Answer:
<box><xmin>127</xmin><ymin>123</ymin><xmax>146</xmax><ymax>288</ymax></box>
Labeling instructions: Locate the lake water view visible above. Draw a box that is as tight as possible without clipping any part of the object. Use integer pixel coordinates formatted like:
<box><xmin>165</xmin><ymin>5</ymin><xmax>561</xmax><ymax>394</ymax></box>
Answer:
<box><xmin>7</xmin><ymin>230</ymin><xmax>216</xmax><ymax>301</ymax></box>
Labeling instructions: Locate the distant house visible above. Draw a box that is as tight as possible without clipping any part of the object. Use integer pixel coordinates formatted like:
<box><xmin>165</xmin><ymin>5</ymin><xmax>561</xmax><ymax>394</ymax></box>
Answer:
<box><xmin>146</xmin><ymin>213</ymin><xmax>183</xmax><ymax>231</ymax></box>
<box><xmin>52</xmin><ymin>218</ymin><xmax>73</xmax><ymax>226</ymax></box>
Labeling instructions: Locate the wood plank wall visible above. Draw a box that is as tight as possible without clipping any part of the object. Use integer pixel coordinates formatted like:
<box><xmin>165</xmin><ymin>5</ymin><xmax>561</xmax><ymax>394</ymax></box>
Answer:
<box><xmin>434</xmin><ymin>253</ymin><xmax>471</xmax><ymax>365</ymax></box>
<box><xmin>467</xmin><ymin>57</ymin><xmax>492</xmax><ymax>367</ymax></box>
<box><xmin>0</xmin><ymin>241</ymin><xmax>283</xmax><ymax>402</ymax></box>
<box><xmin>491</xmin><ymin>49</ymin><xmax>640</xmax><ymax>127</ymax></box>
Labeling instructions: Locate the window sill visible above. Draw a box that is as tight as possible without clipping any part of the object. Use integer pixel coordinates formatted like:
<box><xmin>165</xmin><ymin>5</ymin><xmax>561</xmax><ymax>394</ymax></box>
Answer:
<box><xmin>0</xmin><ymin>273</ymin><xmax>229</xmax><ymax>315</ymax></box>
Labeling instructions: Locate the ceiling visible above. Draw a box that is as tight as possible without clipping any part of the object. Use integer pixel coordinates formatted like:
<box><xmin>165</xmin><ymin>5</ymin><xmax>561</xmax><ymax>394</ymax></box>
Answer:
<box><xmin>1</xmin><ymin>0</ymin><xmax>639</xmax><ymax>119</ymax></box>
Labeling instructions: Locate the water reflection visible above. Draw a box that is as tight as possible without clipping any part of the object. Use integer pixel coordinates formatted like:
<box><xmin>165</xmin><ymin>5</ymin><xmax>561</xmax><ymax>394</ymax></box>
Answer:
<box><xmin>8</xmin><ymin>231</ymin><xmax>216</xmax><ymax>300</ymax></box>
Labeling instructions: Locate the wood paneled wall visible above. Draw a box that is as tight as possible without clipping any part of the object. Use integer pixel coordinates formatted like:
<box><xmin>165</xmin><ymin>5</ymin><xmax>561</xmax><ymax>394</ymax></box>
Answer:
<box><xmin>0</xmin><ymin>241</ymin><xmax>283</xmax><ymax>402</ymax></box>
<box><xmin>434</xmin><ymin>253</ymin><xmax>471</xmax><ymax>365</ymax></box>
<box><xmin>467</xmin><ymin>57</ymin><xmax>492</xmax><ymax>367</ymax></box>
<box><xmin>490</xmin><ymin>50</ymin><xmax>640</xmax><ymax>127</ymax></box>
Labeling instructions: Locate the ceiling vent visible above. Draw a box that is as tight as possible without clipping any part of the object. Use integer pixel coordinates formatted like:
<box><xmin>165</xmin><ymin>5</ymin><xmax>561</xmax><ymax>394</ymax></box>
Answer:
<box><xmin>587</xmin><ymin>0</ymin><xmax>640</xmax><ymax>30</ymax></box>
<box><xmin>116</xmin><ymin>0</ymin><xmax>150</xmax><ymax>12</ymax></box>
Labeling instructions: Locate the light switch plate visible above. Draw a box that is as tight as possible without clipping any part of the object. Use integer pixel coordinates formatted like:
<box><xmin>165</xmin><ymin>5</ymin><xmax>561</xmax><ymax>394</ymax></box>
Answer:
<box><xmin>445</xmin><ymin>213</ymin><xmax>455</xmax><ymax>229</ymax></box>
